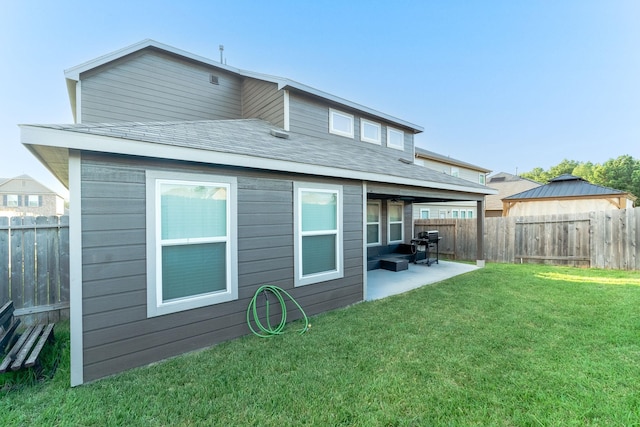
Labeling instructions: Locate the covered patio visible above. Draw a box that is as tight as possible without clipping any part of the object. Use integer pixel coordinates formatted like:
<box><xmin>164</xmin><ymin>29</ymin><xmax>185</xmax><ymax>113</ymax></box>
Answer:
<box><xmin>366</xmin><ymin>260</ymin><xmax>479</xmax><ymax>301</ymax></box>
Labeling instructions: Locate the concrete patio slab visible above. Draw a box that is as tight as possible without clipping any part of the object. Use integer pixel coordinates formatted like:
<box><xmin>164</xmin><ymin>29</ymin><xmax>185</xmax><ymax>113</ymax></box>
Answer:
<box><xmin>366</xmin><ymin>260</ymin><xmax>480</xmax><ymax>301</ymax></box>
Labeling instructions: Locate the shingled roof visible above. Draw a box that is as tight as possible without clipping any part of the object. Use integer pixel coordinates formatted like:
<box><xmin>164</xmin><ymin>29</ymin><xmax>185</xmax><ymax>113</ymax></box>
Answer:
<box><xmin>504</xmin><ymin>174</ymin><xmax>631</xmax><ymax>200</ymax></box>
<box><xmin>22</xmin><ymin>119</ymin><xmax>494</xmax><ymax>196</ymax></box>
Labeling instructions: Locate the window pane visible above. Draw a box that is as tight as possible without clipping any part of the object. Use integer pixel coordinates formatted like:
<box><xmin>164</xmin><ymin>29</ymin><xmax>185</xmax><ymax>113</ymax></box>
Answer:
<box><xmin>388</xmin><ymin>129</ymin><xmax>404</xmax><ymax>148</ymax></box>
<box><xmin>7</xmin><ymin>195</ymin><xmax>18</xmax><ymax>207</ymax></box>
<box><xmin>367</xmin><ymin>203</ymin><xmax>379</xmax><ymax>222</ymax></box>
<box><xmin>363</xmin><ymin>122</ymin><xmax>380</xmax><ymax>141</ymax></box>
<box><xmin>389</xmin><ymin>204</ymin><xmax>403</xmax><ymax>221</ymax></box>
<box><xmin>332</xmin><ymin>113</ymin><xmax>351</xmax><ymax>133</ymax></box>
<box><xmin>367</xmin><ymin>224</ymin><xmax>379</xmax><ymax>244</ymax></box>
<box><xmin>162</xmin><ymin>242</ymin><xmax>226</xmax><ymax>301</ymax></box>
<box><xmin>390</xmin><ymin>223</ymin><xmax>402</xmax><ymax>241</ymax></box>
<box><xmin>302</xmin><ymin>234</ymin><xmax>336</xmax><ymax>275</ymax></box>
<box><xmin>420</xmin><ymin>210</ymin><xmax>430</xmax><ymax>219</ymax></box>
<box><xmin>161</xmin><ymin>183</ymin><xmax>226</xmax><ymax>239</ymax></box>
<box><xmin>302</xmin><ymin>191</ymin><xmax>337</xmax><ymax>231</ymax></box>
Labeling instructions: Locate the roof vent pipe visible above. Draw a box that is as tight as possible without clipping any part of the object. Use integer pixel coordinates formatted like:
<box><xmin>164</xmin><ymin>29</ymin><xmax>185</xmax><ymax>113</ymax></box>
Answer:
<box><xmin>219</xmin><ymin>44</ymin><xmax>224</xmax><ymax>63</ymax></box>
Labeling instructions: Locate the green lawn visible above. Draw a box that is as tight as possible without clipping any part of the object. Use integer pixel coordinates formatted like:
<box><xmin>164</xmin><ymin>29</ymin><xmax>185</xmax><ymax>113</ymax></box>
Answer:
<box><xmin>2</xmin><ymin>263</ymin><xmax>640</xmax><ymax>426</ymax></box>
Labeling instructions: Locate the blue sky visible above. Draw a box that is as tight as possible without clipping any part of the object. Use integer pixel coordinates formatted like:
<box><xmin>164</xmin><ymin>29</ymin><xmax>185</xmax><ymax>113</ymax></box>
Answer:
<box><xmin>2</xmin><ymin>0</ymin><xmax>639</xmax><ymax>197</ymax></box>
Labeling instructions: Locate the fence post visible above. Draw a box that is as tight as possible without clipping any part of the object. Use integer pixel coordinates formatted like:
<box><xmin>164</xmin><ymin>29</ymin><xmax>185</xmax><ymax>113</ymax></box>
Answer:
<box><xmin>0</xmin><ymin>217</ymin><xmax>8</xmax><ymax>304</ymax></box>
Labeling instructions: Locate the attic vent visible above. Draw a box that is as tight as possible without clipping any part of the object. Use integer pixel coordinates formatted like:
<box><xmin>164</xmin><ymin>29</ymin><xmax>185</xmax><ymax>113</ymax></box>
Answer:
<box><xmin>209</xmin><ymin>74</ymin><xmax>219</xmax><ymax>85</ymax></box>
<box><xmin>398</xmin><ymin>158</ymin><xmax>413</xmax><ymax>164</ymax></box>
<box><xmin>270</xmin><ymin>129</ymin><xmax>290</xmax><ymax>139</ymax></box>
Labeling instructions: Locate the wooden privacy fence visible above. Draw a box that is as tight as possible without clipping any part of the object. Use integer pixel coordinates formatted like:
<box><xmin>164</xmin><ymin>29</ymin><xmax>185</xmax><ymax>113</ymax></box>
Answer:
<box><xmin>415</xmin><ymin>207</ymin><xmax>640</xmax><ymax>270</ymax></box>
<box><xmin>0</xmin><ymin>216</ymin><xmax>69</xmax><ymax>322</ymax></box>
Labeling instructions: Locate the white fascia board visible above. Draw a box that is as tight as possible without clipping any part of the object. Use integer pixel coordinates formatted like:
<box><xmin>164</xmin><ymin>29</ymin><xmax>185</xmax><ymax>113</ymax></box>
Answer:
<box><xmin>21</xmin><ymin>125</ymin><xmax>493</xmax><ymax>196</ymax></box>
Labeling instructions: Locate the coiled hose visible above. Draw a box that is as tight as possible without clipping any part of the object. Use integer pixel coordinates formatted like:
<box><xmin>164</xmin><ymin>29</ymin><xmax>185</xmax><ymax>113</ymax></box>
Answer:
<box><xmin>246</xmin><ymin>285</ymin><xmax>310</xmax><ymax>337</ymax></box>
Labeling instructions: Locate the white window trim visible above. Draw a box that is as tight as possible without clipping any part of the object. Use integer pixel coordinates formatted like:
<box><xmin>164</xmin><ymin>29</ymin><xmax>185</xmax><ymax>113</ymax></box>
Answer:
<box><xmin>479</xmin><ymin>173</ymin><xmax>486</xmax><ymax>185</ymax></box>
<box><xmin>386</xmin><ymin>127</ymin><xmax>404</xmax><ymax>151</ymax></box>
<box><xmin>294</xmin><ymin>182</ymin><xmax>344</xmax><ymax>287</ymax></box>
<box><xmin>360</xmin><ymin>119</ymin><xmax>381</xmax><ymax>145</ymax></box>
<box><xmin>329</xmin><ymin>109</ymin><xmax>354</xmax><ymax>138</ymax></box>
<box><xmin>367</xmin><ymin>200</ymin><xmax>381</xmax><ymax>246</ymax></box>
<box><xmin>420</xmin><ymin>208</ymin><xmax>430</xmax><ymax>219</ymax></box>
<box><xmin>451</xmin><ymin>167</ymin><xmax>460</xmax><ymax>178</ymax></box>
<box><xmin>388</xmin><ymin>201</ymin><xmax>404</xmax><ymax>244</ymax></box>
<box><xmin>28</xmin><ymin>195</ymin><xmax>39</xmax><ymax>207</ymax></box>
<box><xmin>467</xmin><ymin>210</ymin><xmax>474</xmax><ymax>219</ymax></box>
<box><xmin>146</xmin><ymin>170</ymin><xmax>238</xmax><ymax>317</ymax></box>
<box><xmin>439</xmin><ymin>209</ymin><xmax>447</xmax><ymax>219</ymax></box>
<box><xmin>7</xmin><ymin>194</ymin><xmax>18</xmax><ymax>207</ymax></box>
<box><xmin>452</xmin><ymin>209</ymin><xmax>460</xmax><ymax>219</ymax></box>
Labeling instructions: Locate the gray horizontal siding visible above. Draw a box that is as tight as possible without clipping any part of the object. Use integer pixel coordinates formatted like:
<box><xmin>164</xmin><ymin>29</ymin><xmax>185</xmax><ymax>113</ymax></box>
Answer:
<box><xmin>288</xmin><ymin>93</ymin><xmax>415</xmax><ymax>163</ymax></box>
<box><xmin>80</xmin><ymin>153</ymin><xmax>363</xmax><ymax>383</ymax></box>
<box><xmin>242</xmin><ymin>78</ymin><xmax>284</xmax><ymax>127</ymax></box>
<box><xmin>81</xmin><ymin>50</ymin><xmax>242</xmax><ymax>123</ymax></box>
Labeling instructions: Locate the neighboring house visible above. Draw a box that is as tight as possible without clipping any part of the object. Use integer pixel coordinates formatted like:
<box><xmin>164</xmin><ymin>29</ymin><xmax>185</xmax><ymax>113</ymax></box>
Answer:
<box><xmin>20</xmin><ymin>39</ymin><xmax>495</xmax><ymax>386</ymax></box>
<box><xmin>502</xmin><ymin>174</ymin><xmax>635</xmax><ymax>216</ymax></box>
<box><xmin>0</xmin><ymin>174</ymin><xmax>65</xmax><ymax>217</ymax></box>
<box><xmin>413</xmin><ymin>147</ymin><xmax>491</xmax><ymax>220</ymax></box>
<box><xmin>485</xmin><ymin>172</ymin><xmax>541</xmax><ymax>217</ymax></box>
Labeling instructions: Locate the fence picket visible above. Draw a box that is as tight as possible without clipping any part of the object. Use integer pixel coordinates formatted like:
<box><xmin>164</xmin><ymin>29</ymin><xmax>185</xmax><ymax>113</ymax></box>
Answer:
<box><xmin>0</xmin><ymin>217</ymin><xmax>8</xmax><ymax>303</ymax></box>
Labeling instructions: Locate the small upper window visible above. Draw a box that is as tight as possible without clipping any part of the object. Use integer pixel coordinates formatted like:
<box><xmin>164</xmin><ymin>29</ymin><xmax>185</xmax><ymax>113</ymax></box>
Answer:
<box><xmin>28</xmin><ymin>195</ymin><xmax>40</xmax><ymax>207</ymax></box>
<box><xmin>329</xmin><ymin>109</ymin><xmax>354</xmax><ymax>138</ymax></box>
<box><xmin>451</xmin><ymin>167</ymin><xmax>460</xmax><ymax>178</ymax></box>
<box><xmin>386</xmin><ymin>127</ymin><xmax>404</xmax><ymax>150</ymax></box>
<box><xmin>479</xmin><ymin>174</ymin><xmax>486</xmax><ymax>185</ymax></box>
<box><xmin>7</xmin><ymin>195</ymin><xmax>18</xmax><ymax>207</ymax></box>
<box><xmin>360</xmin><ymin>119</ymin><xmax>381</xmax><ymax>145</ymax></box>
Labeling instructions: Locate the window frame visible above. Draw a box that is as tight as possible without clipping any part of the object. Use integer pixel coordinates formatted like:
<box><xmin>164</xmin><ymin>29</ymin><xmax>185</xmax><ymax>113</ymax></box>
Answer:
<box><xmin>419</xmin><ymin>208</ymin><xmax>430</xmax><ymax>219</ymax></box>
<box><xmin>387</xmin><ymin>201</ymin><xmax>404</xmax><ymax>244</ymax></box>
<box><xmin>366</xmin><ymin>200</ymin><xmax>381</xmax><ymax>246</ymax></box>
<box><xmin>451</xmin><ymin>167</ymin><xmax>460</xmax><ymax>178</ymax></box>
<box><xmin>452</xmin><ymin>209</ymin><xmax>460</xmax><ymax>219</ymax></box>
<box><xmin>386</xmin><ymin>127</ymin><xmax>404</xmax><ymax>151</ymax></box>
<box><xmin>360</xmin><ymin>119</ymin><xmax>382</xmax><ymax>145</ymax></box>
<box><xmin>329</xmin><ymin>109</ymin><xmax>354</xmax><ymax>139</ymax></box>
<box><xmin>479</xmin><ymin>173</ymin><xmax>486</xmax><ymax>185</ymax></box>
<box><xmin>294</xmin><ymin>182</ymin><xmax>343</xmax><ymax>287</ymax></box>
<box><xmin>28</xmin><ymin>195</ymin><xmax>40</xmax><ymax>207</ymax></box>
<box><xmin>146</xmin><ymin>170</ymin><xmax>238</xmax><ymax>317</ymax></box>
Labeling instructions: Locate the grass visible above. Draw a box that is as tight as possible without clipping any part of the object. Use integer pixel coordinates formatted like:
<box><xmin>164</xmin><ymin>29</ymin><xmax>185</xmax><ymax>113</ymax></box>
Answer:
<box><xmin>2</xmin><ymin>263</ymin><xmax>640</xmax><ymax>426</ymax></box>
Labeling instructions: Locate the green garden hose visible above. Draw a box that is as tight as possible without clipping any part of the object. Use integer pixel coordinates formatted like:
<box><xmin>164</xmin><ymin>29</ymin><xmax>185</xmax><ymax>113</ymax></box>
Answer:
<box><xmin>246</xmin><ymin>285</ymin><xmax>310</xmax><ymax>337</ymax></box>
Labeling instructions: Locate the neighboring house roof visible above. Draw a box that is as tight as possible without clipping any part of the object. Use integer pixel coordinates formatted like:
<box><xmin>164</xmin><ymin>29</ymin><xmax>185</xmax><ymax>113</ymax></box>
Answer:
<box><xmin>504</xmin><ymin>174</ymin><xmax>634</xmax><ymax>200</ymax></box>
<box><xmin>63</xmin><ymin>39</ymin><xmax>423</xmax><ymax>134</ymax></box>
<box><xmin>0</xmin><ymin>174</ymin><xmax>59</xmax><ymax>195</ymax></box>
<box><xmin>21</xmin><ymin>119</ymin><xmax>494</xmax><ymax>197</ymax></box>
<box><xmin>414</xmin><ymin>147</ymin><xmax>491</xmax><ymax>173</ymax></box>
<box><xmin>485</xmin><ymin>172</ymin><xmax>541</xmax><ymax>211</ymax></box>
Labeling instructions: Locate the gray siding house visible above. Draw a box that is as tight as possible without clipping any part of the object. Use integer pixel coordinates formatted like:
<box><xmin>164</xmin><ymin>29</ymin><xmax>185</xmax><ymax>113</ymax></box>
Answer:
<box><xmin>21</xmin><ymin>40</ymin><xmax>495</xmax><ymax>385</ymax></box>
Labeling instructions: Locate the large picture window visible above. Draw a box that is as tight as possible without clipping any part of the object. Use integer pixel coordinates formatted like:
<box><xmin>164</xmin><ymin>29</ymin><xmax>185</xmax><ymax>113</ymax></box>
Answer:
<box><xmin>146</xmin><ymin>171</ymin><xmax>237</xmax><ymax>317</ymax></box>
<box><xmin>388</xmin><ymin>201</ymin><xmax>404</xmax><ymax>243</ymax></box>
<box><xmin>367</xmin><ymin>201</ymin><xmax>381</xmax><ymax>245</ymax></box>
<box><xmin>294</xmin><ymin>183</ymin><xmax>343</xmax><ymax>287</ymax></box>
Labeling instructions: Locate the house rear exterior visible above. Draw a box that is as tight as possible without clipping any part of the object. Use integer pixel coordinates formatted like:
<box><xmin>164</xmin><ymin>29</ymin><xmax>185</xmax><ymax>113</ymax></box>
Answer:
<box><xmin>21</xmin><ymin>40</ymin><xmax>495</xmax><ymax>385</ymax></box>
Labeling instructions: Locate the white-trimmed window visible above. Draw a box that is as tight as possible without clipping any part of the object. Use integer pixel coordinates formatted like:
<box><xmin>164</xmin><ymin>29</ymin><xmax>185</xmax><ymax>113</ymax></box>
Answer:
<box><xmin>28</xmin><ymin>195</ymin><xmax>40</xmax><ymax>207</ymax></box>
<box><xmin>367</xmin><ymin>200</ymin><xmax>381</xmax><ymax>246</ymax></box>
<box><xmin>467</xmin><ymin>210</ymin><xmax>474</xmax><ymax>219</ymax></box>
<box><xmin>479</xmin><ymin>174</ymin><xmax>486</xmax><ymax>185</ymax></box>
<box><xmin>294</xmin><ymin>183</ymin><xmax>343</xmax><ymax>287</ymax></box>
<box><xmin>6</xmin><ymin>195</ymin><xmax>18</xmax><ymax>207</ymax></box>
<box><xmin>452</xmin><ymin>210</ymin><xmax>459</xmax><ymax>219</ymax></box>
<box><xmin>420</xmin><ymin>208</ymin><xmax>430</xmax><ymax>219</ymax></box>
<box><xmin>439</xmin><ymin>210</ymin><xmax>446</xmax><ymax>219</ymax></box>
<box><xmin>388</xmin><ymin>201</ymin><xmax>404</xmax><ymax>243</ymax></box>
<box><xmin>386</xmin><ymin>127</ymin><xmax>404</xmax><ymax>151</ymax></box>
<box><xmin>360</xmin><ymin>119</ymin><xmax>381</xmax><ymax>144</ymax></box>
<box><xmin>329</xmin><ymin>109</ymin><xmax>354</xmax><ymax>138</ymax></box>
<box><xmin>460</xmin><ymin>210</ymin><xmax>466</xmax><ymax>219</ymax></box>
<box><xmin>451</xmin><ymin>167</ymin><xmax>460</xmax><ymax>178</ymax></box>
<box><xmin>146</xmin><ymin>171</ymin><xmax>238</xmax><ymax>317</ymax></box>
